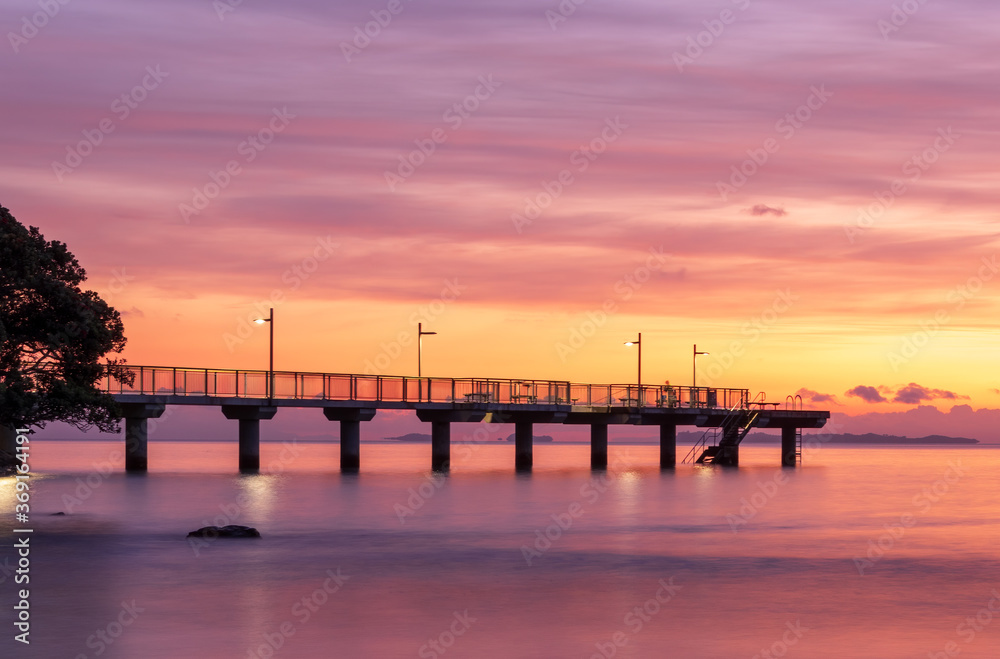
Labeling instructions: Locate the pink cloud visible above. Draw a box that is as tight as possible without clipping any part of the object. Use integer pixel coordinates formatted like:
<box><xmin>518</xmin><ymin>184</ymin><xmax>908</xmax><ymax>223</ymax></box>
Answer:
<box><xmin>892</xmin><ymin>383</ymin><xmax>969</xmax><ymax>405</ymax></box>
<box><xmin>846</xmin><ymin>386</ymin><xmax>887</xmax><ymax>404</ymax></box>
<box><xmin>796</xmin><ymin>388</ymin><xmax>839</xmax><ymax>404</ymax></box>
<box><xmin>746</xmin><ymin>204</ymin><xmax>788</xmax><ymax>217</ymax></box>
<box><xmin>846</xmin><ymin>383</ymin><xmax>969</xmax><ymax>406</ymax></box>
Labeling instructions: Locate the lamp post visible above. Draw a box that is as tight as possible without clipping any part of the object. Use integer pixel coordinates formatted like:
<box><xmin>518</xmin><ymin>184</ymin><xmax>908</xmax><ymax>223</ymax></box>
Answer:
<box><xmin>417</xmin><ymin>323</ymin><xmax>437</xmax><ymax>378</ymax></box>
<box><xmin>624</xmin><ymin>333</ymin><xmax>641</xmax><ymax>404</ymax></box>
<box><xmin>418</xmin><ymin>323</ymin><xmax>437</xmax><ymax>403</ymax></box>
<box><xmin>253</xmin><ymin>308</ymin><xmax>274</xmax><ymax>400</ymax></box>
<box><xmin>693</xmin><ymin>343</ymin><xmax>708</xmax><ymax>388</ymax></box>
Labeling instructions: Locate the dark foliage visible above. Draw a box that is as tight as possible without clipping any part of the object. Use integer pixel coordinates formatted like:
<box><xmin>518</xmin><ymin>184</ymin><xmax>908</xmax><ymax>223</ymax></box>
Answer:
<box><xmin>0</xmin><ymin>205</ymin><xmax>134</xmax><ymax>431</ymax></box>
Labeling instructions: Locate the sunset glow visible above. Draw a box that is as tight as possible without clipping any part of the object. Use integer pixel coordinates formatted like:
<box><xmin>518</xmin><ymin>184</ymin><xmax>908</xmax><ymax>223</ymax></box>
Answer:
<box><xmin>4</xmin><ymin>0</ymin><xmax>999</xmax><ymax>437</ymax></box>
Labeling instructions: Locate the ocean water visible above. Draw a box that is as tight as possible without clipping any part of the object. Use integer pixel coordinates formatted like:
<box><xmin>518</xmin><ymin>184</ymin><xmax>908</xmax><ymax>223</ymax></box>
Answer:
<box><xmin>2</xmin><ymin>440</ymin><xmax>999</xmax><ymax>658</ymax></box>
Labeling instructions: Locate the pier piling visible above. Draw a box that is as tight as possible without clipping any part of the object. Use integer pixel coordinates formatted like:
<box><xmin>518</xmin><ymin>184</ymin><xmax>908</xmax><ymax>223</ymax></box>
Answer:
<box><xmin>781</xmin><ymin>426</ymin><xmax>797</xmax><ymax>467</ymax></box>
<box><xmin>340</xmin><ymin>420</ymin><xmax>361</xmax><ymax>471</ymax></box>
<box><xmin>659</xmin><ymin>424</ymin><xmax>677</xmax><ymax>468</ymax></box>
<box><xmin>121</xmin><ymin>403</ymin><xmax>166</xmax><ymax>473</ymax></box>
<box><xmin>591</xmin><ymin>424</ymin><xmax>608</xmax><ymax>469</ymax></box>
<box><xmin>515</xmin><ymin>421</ymin><xmax>533</xmax><ymax>471</ymax></box>
<box><xmin>222</xmin><ymin>405</ymin><xmax>277</xmax><ymax>473</ymax></box>
<box><xmin>323</xmin><ymin>408</ymin><xmax>377</xmax><ymax>472</ymax></box>
<box><xmin>431</xmin><ymin>421</ymin><xmax>450</xmax><ymax>471</ymax></box>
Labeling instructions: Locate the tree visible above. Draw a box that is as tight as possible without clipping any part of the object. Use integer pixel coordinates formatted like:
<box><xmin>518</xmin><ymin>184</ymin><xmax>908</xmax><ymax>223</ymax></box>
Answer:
<box><xmin>0</xmin><ymin>204</ymin><xmax>134</xmax><ymax>446</ymax></box>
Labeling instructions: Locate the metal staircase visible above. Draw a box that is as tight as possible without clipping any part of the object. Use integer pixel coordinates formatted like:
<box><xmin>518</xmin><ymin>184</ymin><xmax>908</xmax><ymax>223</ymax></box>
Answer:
<box><xmin>682</xmin><ymin>392</ymin><xmax>764</xmax><ymax>465</ymax></box>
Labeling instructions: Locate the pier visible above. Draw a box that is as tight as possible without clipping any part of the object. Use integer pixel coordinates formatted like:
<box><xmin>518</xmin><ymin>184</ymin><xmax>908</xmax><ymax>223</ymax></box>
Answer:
<box><xmin>88</xmin><ymin>365</ymin><xmax>830</xmax><ymax>473</ymax></box>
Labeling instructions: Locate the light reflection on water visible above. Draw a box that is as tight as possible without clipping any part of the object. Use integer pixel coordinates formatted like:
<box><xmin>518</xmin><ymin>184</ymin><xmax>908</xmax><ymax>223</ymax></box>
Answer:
<box><xmin>1</xmin><ymin>441</ymin><xmax>999</xmax><ymax>658</ymax></box>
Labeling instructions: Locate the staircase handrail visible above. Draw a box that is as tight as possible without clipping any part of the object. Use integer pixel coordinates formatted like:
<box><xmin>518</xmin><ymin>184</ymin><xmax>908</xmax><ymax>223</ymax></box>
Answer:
<box><xmin>682</xmin><ymin>396</ymin><xmax>752</xmax><ymax>464</ymax></box>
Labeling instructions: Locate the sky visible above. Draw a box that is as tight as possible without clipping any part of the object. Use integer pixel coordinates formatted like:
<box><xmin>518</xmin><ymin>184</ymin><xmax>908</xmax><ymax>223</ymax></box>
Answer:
<box><xmin>3</xmin><ymin>0</ymin><xmax>1000</xmax><ymax>439</ymax></box>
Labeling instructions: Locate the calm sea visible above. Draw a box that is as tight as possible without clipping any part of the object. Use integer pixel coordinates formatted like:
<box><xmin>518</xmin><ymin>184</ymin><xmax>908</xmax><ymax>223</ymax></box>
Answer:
<box><xmin>2</xmin><ymin>439</ymin><xmax>999</xmax><ymax>658</ymax></box>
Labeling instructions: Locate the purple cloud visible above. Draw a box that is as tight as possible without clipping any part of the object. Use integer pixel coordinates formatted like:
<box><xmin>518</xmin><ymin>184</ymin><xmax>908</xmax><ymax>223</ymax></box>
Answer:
<box><xmin>846</xmin><ymin>386</ymin><xmax>887</xmax><ymax>403</ymax></box>
<box><xmin>796</xmin><ymin>388</ymin><xmax>839</xmax><ymax>404</ymax></box>
<box><xmin>746</xmin><ymin>204</ymin><xmax>788</xmax><ymax>217</ymax></box>
<box><xmin>893</xmin><ymin>383</ymin><xmax>969</xmax><ymax>405</ymax></box>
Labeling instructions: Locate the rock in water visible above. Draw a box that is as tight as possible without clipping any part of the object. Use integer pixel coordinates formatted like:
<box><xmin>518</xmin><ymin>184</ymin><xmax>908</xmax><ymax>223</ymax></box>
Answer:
<box><xmin>186</xmin><ymin>525</ymin><xmax>261</xmax><ymax>538</ymax></box>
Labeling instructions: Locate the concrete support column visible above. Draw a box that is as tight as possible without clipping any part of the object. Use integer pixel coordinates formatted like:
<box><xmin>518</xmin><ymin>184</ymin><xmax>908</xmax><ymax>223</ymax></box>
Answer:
<box><xmin>591</xmin><ymin>424</ymin><xmax>608</xmax><ymax>469</ymax></box>
<box><xmin>781</xmin><ymin>426</ymin><xmax>797</xmax><ymax>467</ymax></box>
<box><xmin>323</xmin><ymin>407</ymin><xmax>377</xmax><ymax>473</ymax></box>
<box><xmin>237</xmin><ymin>419</ymin><xmax>261</xmax><ymax>473</ymax></box>
<box><xmin>222</xmin><ymin>405</ymin><xmax>277</xmax><ymax>474</ymax></box>
<box><xmin>340</xmin><ymin>420</ymin><xmax>361</xmax><ymax>472</ymax></box>
<box><xmin>659</xmin><ymin>424</ymin><xmax>677</xmax><ymax>469</ymax></box>
<box><xmin>125</xmin><ymin>417</ymin><xmax>150</xmax><ymax>473</ymax></box>
<box><xmin>515</xmin><ymin>421</ymin><xmax>533</xmax><ymax>471</ymax></box>
<box><xmin>431</xmin><ymin>421</ymin><xmax>450</xmax><ymax>472</ymax></box>
<box><xmin>1</xmin><ymin>424</ymin><xmax>19</xmax><ymax>472</ymax></box>
<box><xmin>715</xmin><ymin>444</ymin><xmax>739</xmax><ymax>466</ymax></box>
<box><xmin>416</xmin><ymin>409</ymin><xmax>485</xmax><ymax>474</ymax></box>
<box><xmin>120</xmin><ymin>403</ymin><xmax>166</xmax><ymax>473</ymax></box>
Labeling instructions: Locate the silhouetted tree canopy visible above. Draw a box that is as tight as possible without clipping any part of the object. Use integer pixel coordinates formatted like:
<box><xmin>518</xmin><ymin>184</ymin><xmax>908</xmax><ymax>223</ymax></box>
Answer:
<box><xmin>0</xmin><ymin>205</ymin><xmax>133</xmax><ymax>432</ymax></box>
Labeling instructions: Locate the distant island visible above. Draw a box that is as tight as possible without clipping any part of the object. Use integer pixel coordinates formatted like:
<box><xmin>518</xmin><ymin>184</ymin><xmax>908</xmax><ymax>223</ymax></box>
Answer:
<box><xmin>386</xmin><ymin>433</ymin><xmax>433</xmax><ymax>442</ymax></box>
<box><xmin>504</xmin><ymin>433</ymin><xmax>554</xmax><ymax>443</ymax></box>
<box><xmin>385</xmin><ymin>433</ymin><xmax>554</xmax><ymax>443</ymax></box>
<box><xmin>741</xmin><ymin>432</ymin><xmax>980</xmax><ymax>445</ymax></box>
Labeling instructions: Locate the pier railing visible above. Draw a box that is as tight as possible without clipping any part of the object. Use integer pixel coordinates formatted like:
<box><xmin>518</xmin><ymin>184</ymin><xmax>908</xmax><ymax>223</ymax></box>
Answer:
<box><xmin>103</xmin><ymin>365</ymin><xmax>750</xmax><ymax>409</ymax></box>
